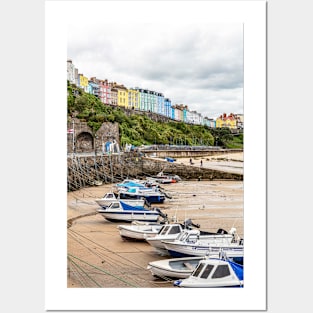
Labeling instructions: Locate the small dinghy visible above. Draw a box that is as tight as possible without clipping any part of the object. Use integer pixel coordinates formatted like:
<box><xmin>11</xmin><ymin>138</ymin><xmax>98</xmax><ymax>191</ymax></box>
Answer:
<box><xmin>118</xmin><ymin>222</ymin><xmax>164</xmax><ymax>241</ymax></box>
<box><xmin>147</xmin><ymin>256</ymin><xmax>206</xmax><ymax>279</ymax></box>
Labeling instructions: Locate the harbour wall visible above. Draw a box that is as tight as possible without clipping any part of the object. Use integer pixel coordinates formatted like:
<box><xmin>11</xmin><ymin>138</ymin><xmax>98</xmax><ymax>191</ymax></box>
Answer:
<box><xmin>67</xmin><ymin>151</ymin><xmax>243</xmax><ymax>191</ymax></box>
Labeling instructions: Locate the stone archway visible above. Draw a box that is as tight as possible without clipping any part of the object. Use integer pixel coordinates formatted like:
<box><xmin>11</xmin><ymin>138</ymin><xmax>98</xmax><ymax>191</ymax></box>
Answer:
<box><xmin>76</xmin><ymin>132</ymin><xmax>94</xmax><ymax>152</ymax></box>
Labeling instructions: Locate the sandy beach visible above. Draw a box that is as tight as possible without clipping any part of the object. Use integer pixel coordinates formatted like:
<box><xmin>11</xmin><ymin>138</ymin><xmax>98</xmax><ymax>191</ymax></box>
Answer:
<box><xmin>67</xmin><ymin>157</ymin><xmax>244</xmax><ymax>288</ymax></box>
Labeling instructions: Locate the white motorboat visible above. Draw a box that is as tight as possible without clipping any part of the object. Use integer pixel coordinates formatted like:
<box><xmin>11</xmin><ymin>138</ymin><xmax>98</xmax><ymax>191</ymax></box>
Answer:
<box><xmin>146</xmin><ymin>171</ymin><xmax>181</xmax><ymax>184</ymax></box>
<box><xmin>95</xmin><ymin>192</ymin><xmax>145</xmax><ymax>209</ymax></box>
<box><xmin>162</xmin><ymin>228</ymin><xmax>243</xmax><ymax>257</ymax></box>
<box><xmin>97</xmin><ymin>201</ymin><xmax>166</xmax><ymax>223</ymax></box>
<box><xmin>118</xmin><ymin>186</ymin><xmax>166</xmax><ymax>204</ymax></box>
<box><xmin>173</xmin><ymin>258</ymin><xmax>244</xmax><ymax>288</ymax></box>
<box><xmin>145</xmin><ymin>219</ymin><xmax>207</xmax><ymax>254</ymax></box>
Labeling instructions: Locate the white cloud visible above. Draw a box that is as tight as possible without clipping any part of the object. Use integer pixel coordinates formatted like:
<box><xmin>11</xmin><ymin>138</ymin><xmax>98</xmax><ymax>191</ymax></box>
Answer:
<box><xmin>67</xmin><ymin>13</ymin><xmax>243</xmax><ymax>119</ymax></box>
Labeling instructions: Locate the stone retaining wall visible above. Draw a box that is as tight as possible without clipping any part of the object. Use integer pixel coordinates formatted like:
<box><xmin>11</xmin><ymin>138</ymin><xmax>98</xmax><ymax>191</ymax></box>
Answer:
<box><xmin>67</xmin><ymin>152</ymin><xmax>243</xmax><ymax>191</ymax></box>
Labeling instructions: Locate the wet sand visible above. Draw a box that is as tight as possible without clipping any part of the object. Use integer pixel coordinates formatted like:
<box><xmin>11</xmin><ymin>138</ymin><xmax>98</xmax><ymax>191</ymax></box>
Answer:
<box><xmin>67</xmin><ymin>178</ymin><xmax>243</xmax><ymax>288</ymax></box>
<box><xmin>152</xmin><ymin>153</ymin><xmax>244</xmax><ymax>175</ymax></box>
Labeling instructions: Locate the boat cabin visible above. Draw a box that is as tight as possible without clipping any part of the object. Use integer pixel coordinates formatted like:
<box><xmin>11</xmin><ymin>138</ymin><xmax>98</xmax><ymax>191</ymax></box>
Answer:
<box><xmin>157</xmin><ymin>224</ymin><xmax>183</xmax><ymax>236</ymax></box>
<box><xmin>174</xmin><ymin>259</ymin><xmax>244</xmax><ymax>287</ymax></box>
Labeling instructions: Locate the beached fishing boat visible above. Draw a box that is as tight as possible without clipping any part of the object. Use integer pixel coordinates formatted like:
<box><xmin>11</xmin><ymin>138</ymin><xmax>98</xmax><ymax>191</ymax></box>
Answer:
<box><xmin>147</xmin><ymin>256</ymin><xmax>206</xmax><ymax>279</ymax></box>
<box><xmin>162</xmin><ymin>228</ymin><xmax>243</xmax><ymax>257</ymax></box>
<box><xmin>173</xmin><ymin>258</ymin><xmax>244</xmax><ymax>288</ymax></box>
<box><xmin>97</xmin><ymin>201</ymin><xmax>166</xmax><ymax>223</ymax></box>
<box><xmin>146</xmin><ymin>171</ymin><xmax>181</xmax><ymax>184</ymax></box>
<box><xmin>117</xmin><ymin>186</ymin><xmax>166</xmax><ymax>204</ymax></box>
<box><xmin>95</xmin><ymin>192</ymin><xmax>145</xmax><ymax>209</ymax></box>
<box><xmin>118</xmin><ymin>217</ymin><xmax>202</xmax><ymax>243</ymax></box>
<box><xmin>145</xmin><ymin>219</ymin><xmax>211</xmax><ymax>254</ymax></box>
<box><xmin>117</xmin><ymin>222</ymin><xmax>164</xmax><ymax>241</ymax></box>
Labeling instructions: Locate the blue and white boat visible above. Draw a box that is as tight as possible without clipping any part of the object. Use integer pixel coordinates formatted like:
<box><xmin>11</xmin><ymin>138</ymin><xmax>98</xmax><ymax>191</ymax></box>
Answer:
<box><xmin>117</xmin><ymin>186</ymin><xmax>166</xmax><ymax>204</ymax></box>
<box><xmin>115</xmin><ymin>179</ymin><xmax>147</xmax><ymax>189</ymax></box>
<box><xmin>95</xmin><ymin>192</ymin><xmax>145</xmax><ymax>209</ymax></box>
<box><xmin>97</xmin><ymin>200</ymin><xmax>165</xmax><ymax>223</ymax></box>
<box><xmin>173</xmin><ymin>258</ymin><xmax>244</xmax><ymax>288</ymax></box>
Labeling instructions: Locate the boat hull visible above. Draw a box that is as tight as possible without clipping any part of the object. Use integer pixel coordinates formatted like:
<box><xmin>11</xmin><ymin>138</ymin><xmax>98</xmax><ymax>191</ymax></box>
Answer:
<box><xmin>147</xmin><ymin>256</ymin><xmax>206</xmax><ymax>279</ymax></box>
<box><xmin>118</xmin><ymin>224</ymin><xmax>163</xmax><ymax>240</ymax></box>
<box><xmin>163</xmin><ymin>241</ymin><xmax>244</xmax><ymax>257</ymax></box>
<box><xmin>99</xmin><ymin>211</ymin><xmax>160</xmax><ymax>222</ymax></box>
<box><xmin>95</xmin><ymin>198</ymin><xmax>145</xmax><ymax>208</ymax></box>
<box><xmin>174</xmin><ymin>280</ymin><xmax>244</xmax><ymax>288</ymax></box>
<box><xmin>146</xmin><ymin>236</ymin><xmax>177</xmax><ymax>250</ymax></box>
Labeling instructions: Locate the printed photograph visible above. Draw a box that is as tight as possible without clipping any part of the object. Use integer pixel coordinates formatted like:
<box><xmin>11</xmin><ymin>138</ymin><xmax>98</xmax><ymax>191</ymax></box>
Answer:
<box><xmin>66</xmin><ymin>20</ymin><xmax>244</xmax><ymax>289</ymax></box>
<box><xmin>45</xmin><ymin>1</ymin><xmax>266</xmax><ymax>310</ymax></box>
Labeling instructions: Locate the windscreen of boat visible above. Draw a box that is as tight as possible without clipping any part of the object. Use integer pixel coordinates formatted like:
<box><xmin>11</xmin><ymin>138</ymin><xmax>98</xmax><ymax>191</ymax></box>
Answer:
<box><xmin>159</xmin><ymin>225</ymin><xmax>170</xmax><ymax>235</ymax></box>
<box><xmin>168</xmin><ymin>225</ymin><xmax>181</xmax><ymax>234</ymax></box>
<box><xmin>192</xmin><ymin>263</ymin><xmax>205</xmax><ymax>277</ymax></box>
<box><xmin>211</xmin><ymin>264</ymin><xmax>231</xmax><ymax>279</ymax></box>
<box><xmin>200</xmin><ymin>264</ymin><xmax>214</xmax><ymax>279</ymax></box>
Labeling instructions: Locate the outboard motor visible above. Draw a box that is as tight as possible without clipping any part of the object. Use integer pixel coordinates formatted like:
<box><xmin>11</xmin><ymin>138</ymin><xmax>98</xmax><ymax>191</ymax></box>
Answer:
<box><xmin>217</xmin><ymin>228</ymin><xmax>228</xmax><ymax>234</ymax></box>
<box><xmin>154</xmin><ymin>208</ymin><xmax>168</xmax><ymax>220</ymax></box>
<box><xmin>184</xmin><ymin>218</ymin><xmax>200</xmax><ymax>229</ymax></box>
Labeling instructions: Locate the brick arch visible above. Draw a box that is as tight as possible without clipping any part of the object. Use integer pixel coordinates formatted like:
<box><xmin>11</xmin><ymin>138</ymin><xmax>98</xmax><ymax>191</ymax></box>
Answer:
<box><xmin>76</xmin><ymin>131</ymin><xmax>94</xmax><ymax>152</ymax></box>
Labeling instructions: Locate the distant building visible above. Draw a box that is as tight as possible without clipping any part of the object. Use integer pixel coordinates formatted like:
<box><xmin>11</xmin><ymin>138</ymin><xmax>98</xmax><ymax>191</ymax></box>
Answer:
<box><xmin>157</xmin><ymin>92</ymin><xmax>165</xmax><ymax>115</ymax></box>
<box><xmin>78</xmin><ymin>74</ymin><xmax>89</xmax><ymax>92</ymax></box>
<box><xmin>109</xmin><ymin>82</ymin><xmax>128</xmax><ymax>108</ymax></box>
<box><xmin>67</xmin><ymin>59</ymin><xmax>242</xmax><ymax>128</ymax></box>
<box><xmin>67</xmin><ymin>59</ymin><xmax>76</xmax><ymax>84</ymax></box>
<box><xmin>90</xmin><ymin>78</ymin><xmax>111</xmax><ymax>105</ymax></box>
<box><xmin>216</xmin><ymin>113</ymin><xmax>238</xmax><ymax>129</ymax></box>
<box><xmin>203</xmin><ymin>117</ymin><xmax>215</xmax><ymax>128</ymax></box>
<box><xmin>128</xmin><ymin>88</ymin><xmax>140</xmax><ymax>110</ymax></box>
<box><xmin>164</xmin><ymin>98</ymin><xmax>172</xmax><ymax>118</ymax></box>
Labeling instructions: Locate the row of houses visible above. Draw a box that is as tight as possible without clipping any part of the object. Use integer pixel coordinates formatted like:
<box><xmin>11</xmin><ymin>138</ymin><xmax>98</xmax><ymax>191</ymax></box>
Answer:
<box><xmin>67</xmin><ymin>59</ymin><xmax>244</xmax><ymax>129</ymax></box>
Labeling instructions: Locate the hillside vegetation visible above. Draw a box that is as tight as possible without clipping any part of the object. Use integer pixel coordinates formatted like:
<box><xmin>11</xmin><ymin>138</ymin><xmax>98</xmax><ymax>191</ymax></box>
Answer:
<box><xmin>67</xmin><ymin>83</ymin><xmax>243</xmax><ymax>148</ymax></box>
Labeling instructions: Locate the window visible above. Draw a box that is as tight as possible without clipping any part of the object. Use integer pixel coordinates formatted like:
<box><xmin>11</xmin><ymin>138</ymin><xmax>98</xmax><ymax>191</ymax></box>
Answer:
<box><xmin>168</xmin><ymin>226</ymin><xmax>181</xmax><ymax>234</ymax></box>
<box><xmin>160</xmin><ymin>226</ymin><xmax>170</xmax><ymax>235</ymax></box>
<box><xmin>200</xmin><ymin>264</ymin><xmax>214</xmax><ymax>279</ymax></box>
<box><xmin>212</xmin><ymin>265</ymin><xmax>231</xmax><ymax>279</ymax></box>
<box><xmin>187</xmin><ymin>235</ymin><xmax>198</xmax><ymax>242</ymax></box>
<box><xmin>192</xmin><ymin>263</ymin><xmax>205</xmax><ymax>277</ymax></box>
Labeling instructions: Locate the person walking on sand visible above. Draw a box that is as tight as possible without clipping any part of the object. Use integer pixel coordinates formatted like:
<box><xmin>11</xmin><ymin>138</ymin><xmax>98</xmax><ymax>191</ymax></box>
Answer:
<box><xmin>200</xmin><ymin>160</ymin><xmax>203</xmax><ymax>167</ymax></box>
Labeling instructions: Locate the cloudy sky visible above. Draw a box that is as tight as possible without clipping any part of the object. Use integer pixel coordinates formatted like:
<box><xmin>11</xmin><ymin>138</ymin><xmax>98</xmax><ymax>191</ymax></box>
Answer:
<box><xmin>67</xmin><ymin>9</ymin><xmax>243</xmax><ymax>120</ymax></box>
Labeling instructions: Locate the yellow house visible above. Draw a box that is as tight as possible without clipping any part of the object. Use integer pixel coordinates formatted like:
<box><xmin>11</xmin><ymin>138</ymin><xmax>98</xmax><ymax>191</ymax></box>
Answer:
<box><xmin>216</xmin><ymin>113</ymin><xmax>237</xmax><ymax>129</ymax></box>
<box><xmin>78</xmin><ymin>74</ymin><xmax>89</xmax><ymax>92</ymax></box>
<box><xmin>128</xmin><ymin>89</ymin><xmax>139</xmax><ymax>110</ymax></box>
<box><xmin>116</xmin><ymin>85</ymin><xmax>128</xmax><ymax>108</ymax></box>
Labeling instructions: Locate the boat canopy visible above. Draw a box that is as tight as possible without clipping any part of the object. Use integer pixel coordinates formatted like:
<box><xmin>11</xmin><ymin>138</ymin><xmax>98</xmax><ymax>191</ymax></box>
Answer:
<box><xmin>119</xmin><ymin>201</ymin><xmax>150</xmax><ymax>211</ymax></box>
<box><xmin>228</xmin><ymin>260</ymin><xmax>244</xmax><ymax>280</ymax></box>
